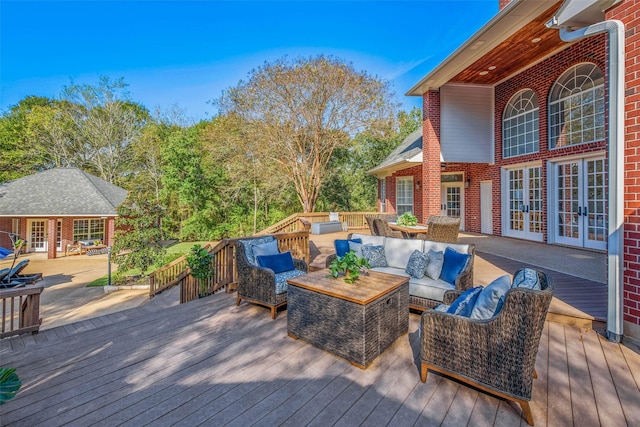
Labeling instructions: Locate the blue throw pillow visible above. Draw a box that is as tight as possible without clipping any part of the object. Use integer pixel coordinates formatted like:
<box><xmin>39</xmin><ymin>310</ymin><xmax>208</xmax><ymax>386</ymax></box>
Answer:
<box><xmin>252</xmin><ymin>239</ymin><xmax>280</xmax><ymax>258</ymax></box>
<box><xmin>334</xmin><ymin>238</ymin><xmax>363</xmax><ymax>258</ymax></box>
<box><xmin>362</xmin><ymin>245</ymin><xmax>388</xmax><ymax>268</ymax></box>
<box><xmin>257</xmin><ymin>251</ymin><xmax>295</xmax><ymax>274</ymax></box>
<box><xmin>512</xmin><ymin>268</ymin><xmax>541</xmax><ymax>290</ymax></box>
<box><xmin>447</xmin><ymin>286</ymin><xmax>483</xmax><ymax>317</ymax></box>
<box><xmin>405</xmin><ymin>250</ymin><xmax>428</xmax><ymax>279</ymax></box>
<box><xmin>440</xmin><ymin>247</ymin><xmax>471</xmax><ymax>285</ymax></box>
<box><xmin>469</xmin><ymin>275</ymin><xmax>511</xmax><ymax>320</ymax></box>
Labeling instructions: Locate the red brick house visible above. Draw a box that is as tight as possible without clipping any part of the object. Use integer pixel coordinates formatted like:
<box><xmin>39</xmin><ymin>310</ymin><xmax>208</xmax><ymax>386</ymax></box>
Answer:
<box><xmin>0</xmin><ymin>168</ymin><xmax>127</xmax><ymax>259</ymax></box>
<box><xmin>370</xmin><ymin>0</ymin><xmax>639</xmax><ymax>342</ymax></box>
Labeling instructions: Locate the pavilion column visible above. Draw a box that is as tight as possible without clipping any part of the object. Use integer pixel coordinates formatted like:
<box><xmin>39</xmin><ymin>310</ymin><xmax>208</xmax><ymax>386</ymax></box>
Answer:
<box><xmin>47</xmin><ymin>217</ymin><xmax>57</xmax><ymax>259</ymax></box>
<box><xmin>106</xmin><ymin>216</ymin><xmax>115</xmax><ymax>246</ymax></box>
<box><xmin>422</xmin><ymin>90</ymin><xmax>442</xmax><ymax>220</ymax></box>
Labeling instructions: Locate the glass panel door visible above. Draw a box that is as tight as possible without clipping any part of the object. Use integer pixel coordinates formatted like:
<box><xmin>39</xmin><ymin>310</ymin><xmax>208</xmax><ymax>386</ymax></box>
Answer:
<box><xmin>440</xmin><ymin>184</ymin><xmax>464</xmax><ymax>229</ymax></box>
<box><xmin>504</xmin><ymin>166</ymin><xmax>543</xmax><ymax>241</ymax></box>
<box><xmin>28</xmin><ymin>220</ymin><xmax>48</xmax><ymax>252</ymax></box>
<box><xmin>554</xmin><ymin>158</ymin><xmax>606</xmax><ymax>250</ymax></box>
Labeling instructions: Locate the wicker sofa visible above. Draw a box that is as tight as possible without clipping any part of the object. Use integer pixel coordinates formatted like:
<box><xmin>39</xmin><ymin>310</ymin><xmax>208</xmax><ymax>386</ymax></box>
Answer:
<box><xmin>420</xmin><ymin>269</ymin><xmax>554</xmax><ymax>425</ymax></box>
<box><xmin>326</xmin><ymin>233</ymin><xmax>475</xmax><ymax>311</ymax></box>
<box><xmin>235</xmin><ymin>235</ymin><xmax>308</xmax><ymax>319</ymax></box>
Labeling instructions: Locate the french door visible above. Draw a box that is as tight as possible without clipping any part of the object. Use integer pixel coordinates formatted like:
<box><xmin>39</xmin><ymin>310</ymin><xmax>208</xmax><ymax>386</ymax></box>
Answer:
<box><xmin>554</xmin><ymin>157</ymin><xmax>607</xmax><ymax>250</ymax></box>
<box><xmin>503</xmin><ymin>165</ymin><xmax>543</xmax><ymax>241</ymax></box>
<box><xmin>440</xmin><ymin>183</ymin><xmax>464</xmax><ymax>229</ymax></box>
<box><xmin>28</xmin><ymin>219</ymin><xmax>48</xmax><ymax>252</ymax></box>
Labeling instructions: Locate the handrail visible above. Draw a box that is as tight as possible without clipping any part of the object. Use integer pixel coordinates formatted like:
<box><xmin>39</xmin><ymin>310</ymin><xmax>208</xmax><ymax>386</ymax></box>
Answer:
<box><xmin>179</xmin><ymin>230</ymin><xmax>310</xmax><ymax>304</ymax></box>
<box><xmin>149</xmin><ymin>212</ymin><xmax>378</xmax><ymax>300</ymax></box>
<box><xmin>0</xmin><ymin>285</ymin><xmax>44</xmax><ymax>338</ymax></box>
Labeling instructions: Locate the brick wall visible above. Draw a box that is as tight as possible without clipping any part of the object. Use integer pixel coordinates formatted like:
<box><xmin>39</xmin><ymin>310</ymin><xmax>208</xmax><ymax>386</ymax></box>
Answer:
<box><xmin>493</xmin><ymin>36</ymin><xmax>608</xmax><ymax>239</ymax></box>
<box><xmin>422</xmin><ymin>91</ymin><xmax>442</xmax><ymax>221</ymax></box>
<box><xmin>608</xmin><ymin>0</ymin><xmax>640</xmax><ymax>333</ymax></box>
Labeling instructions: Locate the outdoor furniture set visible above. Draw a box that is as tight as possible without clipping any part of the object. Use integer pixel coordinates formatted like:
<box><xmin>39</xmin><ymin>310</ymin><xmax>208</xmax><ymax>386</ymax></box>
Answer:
<box><xmin>234</xmin><ymin>231</ymin><xmax>553</xmax><ymax>425</ymax></box>
<box><xmin>325</xmin><ymin>233</ymin><xmax>475</xmax><ymax>311</ymax></box>
<box><xmin>65</xmin><ymin>239</ymin><xmax>107</xmax><ymax>256</ymax></box>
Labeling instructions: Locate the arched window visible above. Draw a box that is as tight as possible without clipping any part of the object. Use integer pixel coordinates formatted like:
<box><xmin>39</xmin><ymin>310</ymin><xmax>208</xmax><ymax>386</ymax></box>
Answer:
<box><xmin>502</xmin><ymin>89</ymin><xmax>539</xmax><ymax>158</ymax></box>
<box><xmin>549</xmin><ymin>63</ymin><xmax>604</xmax><ymax>148</ymax></box>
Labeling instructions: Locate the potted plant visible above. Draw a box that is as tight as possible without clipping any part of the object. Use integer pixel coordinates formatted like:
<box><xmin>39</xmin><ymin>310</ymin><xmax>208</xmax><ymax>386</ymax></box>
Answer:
<box><xmin>0</xmin><ymin>368</ymin><xmax>21</xmax><ymax>405</ymax></box>
<box><xmin>327</xmin><ymin>250</ymin><xmax>370</xmax><ymax>284</ymax></box>
<box><xmin>186</xmin><ymin>245</ymin><xmax>214</xmax><ymax>297</ymax></box>
<box><xmin>397</xmin><ymin>212</ymin><xmax>418</xmax><ymax>226</ymax></box>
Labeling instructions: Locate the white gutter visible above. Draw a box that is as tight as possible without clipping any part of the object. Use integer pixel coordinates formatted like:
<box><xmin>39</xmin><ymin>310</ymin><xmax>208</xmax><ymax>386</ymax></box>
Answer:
<box><xmin>549</xmin><ymin>19</ymin><xmax>625</xmax><ymax>342</ymax></box>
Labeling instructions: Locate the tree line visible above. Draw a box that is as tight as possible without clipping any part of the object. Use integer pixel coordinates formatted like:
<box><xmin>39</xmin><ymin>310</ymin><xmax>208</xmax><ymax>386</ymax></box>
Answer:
<box><xmin>1</xmin><ymin>56</ymin><xmax>421</xmax><ymax>241</ymax></box>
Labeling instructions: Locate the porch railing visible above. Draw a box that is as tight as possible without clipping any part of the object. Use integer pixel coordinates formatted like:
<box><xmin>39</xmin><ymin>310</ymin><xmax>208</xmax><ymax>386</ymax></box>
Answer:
<box><xmin>149</xmin><ymin>230</ymin><xmax>311</xmax><ymax>303</ymax></box>
<box><xmin>259</xmin><ymin>212</ymin><xmax>375</xmax><ymax>235</ymax></box>
<box><xmin>0</xmin><ymin>285</ymin><xmax>44</xmax><ymax>338</ymax></box>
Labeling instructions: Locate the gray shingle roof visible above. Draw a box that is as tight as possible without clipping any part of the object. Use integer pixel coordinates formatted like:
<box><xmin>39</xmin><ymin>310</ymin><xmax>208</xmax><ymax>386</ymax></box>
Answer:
<box><xmin>367</xmin><ymin>127</ymin><xmax>423</xmax><ymax>175</ymax></box>
<box><xmin>0</xmin><ymin>168</ymin><xmax>128</xmax><ymax>216</ymax></box>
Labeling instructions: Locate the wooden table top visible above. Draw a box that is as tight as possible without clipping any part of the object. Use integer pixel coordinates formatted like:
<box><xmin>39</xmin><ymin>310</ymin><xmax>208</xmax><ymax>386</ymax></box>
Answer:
<box><xmin>286</xmin><ymin>269</ymin><xmax>408</xmax><ymax>305</ymax></box>
<box><xmin>388</xmin><ymin>223</ymin><xmax>429</xmax><ymax>235</ymax></box>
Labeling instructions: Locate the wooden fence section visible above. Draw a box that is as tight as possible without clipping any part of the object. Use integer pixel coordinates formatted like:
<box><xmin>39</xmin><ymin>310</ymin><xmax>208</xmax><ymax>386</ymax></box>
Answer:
<box><xmin>260</xmin><ymin>212</ymin><xmax>375</xmax><ymax>235</ymax></box>
<box><xmin>0</xmin><ymin>285</ymin><xmax>44</xmax><ymax>338</ymax></box>
<box><xmin>148</xmin><ymin>231</ymin><xmax>311</xmax><ymax>304</ymax></box>
<box><xmin>148</xmin><ymin>244</ymin><xmax>212</xmax><ymax>297</ymax></box>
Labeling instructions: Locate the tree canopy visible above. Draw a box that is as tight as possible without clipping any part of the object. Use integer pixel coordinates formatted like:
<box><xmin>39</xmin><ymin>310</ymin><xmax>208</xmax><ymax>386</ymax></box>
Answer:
<box><xmin>216</xmin><ymin>55</ymin><xmax>398</xmax><ymax>213</ymax></box>
<box><xmin>1</xmin><ymin>63</ymin><xmax>419</xmax><ymax>240</ymax></box>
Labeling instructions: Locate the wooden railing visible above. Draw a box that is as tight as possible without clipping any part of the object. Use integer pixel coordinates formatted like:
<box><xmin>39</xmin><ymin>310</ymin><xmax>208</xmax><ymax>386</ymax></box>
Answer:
<box><xmin>1</xmin><ymin>285</ymin><xmax>44</xmax><ymax>338</ymax></box>
<box><xmin>149</xmin><ymin>230</ymin><xmax>311</xmax><ymax>303</ymax></box>
<box><xmin>260</xmin><ymin>212</ymin><xmax>375</xmax><ymax>235</ymax></box>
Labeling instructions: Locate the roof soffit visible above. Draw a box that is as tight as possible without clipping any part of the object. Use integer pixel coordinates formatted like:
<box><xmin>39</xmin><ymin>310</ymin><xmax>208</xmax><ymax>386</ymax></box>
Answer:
<box><xmin>407</xmin><ymin>0</ymin><xmax>564</xmax><ymax>95</ymax></box>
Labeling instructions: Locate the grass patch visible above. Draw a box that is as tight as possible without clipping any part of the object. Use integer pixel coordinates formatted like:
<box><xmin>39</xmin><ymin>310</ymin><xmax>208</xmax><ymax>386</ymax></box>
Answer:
<box><xmin>87</xmin><ymin>275</ymin><xmax>109</xmax><ymax>287</ymax></box>
<box><xmin>88</xmin><ymin>241</ymin><xmax>213</xmax><ymax>286</ymax></box>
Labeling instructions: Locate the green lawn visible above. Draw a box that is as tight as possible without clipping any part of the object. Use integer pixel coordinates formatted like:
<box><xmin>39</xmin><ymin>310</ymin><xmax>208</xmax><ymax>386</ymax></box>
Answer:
<box><xmin>86</xmin><ymin>241</ymin><xmax>212</xmax><ymax>287</ymax></box>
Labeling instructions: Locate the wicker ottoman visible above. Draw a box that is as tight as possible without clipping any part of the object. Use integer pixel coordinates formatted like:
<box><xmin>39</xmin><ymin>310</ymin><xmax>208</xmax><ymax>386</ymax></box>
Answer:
<box><xmin>287</xmin><ymin>270</ymin><xmax>409</xmax><ymax>369</ymax></box>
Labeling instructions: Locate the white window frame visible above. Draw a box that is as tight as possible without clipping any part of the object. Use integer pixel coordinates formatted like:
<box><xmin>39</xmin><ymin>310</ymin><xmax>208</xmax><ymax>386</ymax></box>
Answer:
<box><xmin>380</xmin><ymin>179</ymin><xmax>387</xmax><ymax>212</ymax></box>
<box><xmin>396</xmin><ymin>177</ymin><xmax>414</xmax><ymax>215</ymax></box>
<box><xmin>73</xmin><ymin>218</ymin><xmax>105</xmax><ymax>243</ymax></box>
<box><xmin>503</xmin><ymin>89</ymin><xmax>539</xmax><ymax>158</ymax></box>
<box><xmin>549</xmin><ymin>63</ymin><xmax>605</xmax><ymax>148</ymax></box>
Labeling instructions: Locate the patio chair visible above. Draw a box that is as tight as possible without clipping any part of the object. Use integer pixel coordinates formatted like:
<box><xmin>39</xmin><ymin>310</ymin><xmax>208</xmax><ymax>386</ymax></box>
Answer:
<box><xmin>374</xmin><ymin>218</ymin><xmax>403</xmax><ymax>238</ymax></box>
<box><xmin>420</xmin><ymin>269</ymin><xmax>554</xmax><ymax>426</ymax></box>
<box><xmin>419</xmin><ymin>217</ymin><xmax>461</xmax><ymax>243</ymax></box>
<box><xmin>364</xmin><ymin>215</ymin><xmax>380</xmax><ymax>235</ymax></box>
<box><xmin>0</xmin><ymin>259</ymin><xmax>43</xmax><ymax>286</ymax></box>
<box><xmin>235</xmin><ymin>235</ymin><xmax>308</xmax><ymax>319</ymax></box>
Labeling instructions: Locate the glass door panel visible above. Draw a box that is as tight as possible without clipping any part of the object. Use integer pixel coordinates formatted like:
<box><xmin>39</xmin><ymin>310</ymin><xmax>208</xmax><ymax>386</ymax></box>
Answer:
<box><xmin>504</xmin><ymin>166</ymin><xmax>543</xmax><ymax>241</ymax></box>
<box><xmin>29</xmin><ymin>220</ymin><xmax>47</xmax><ymax>252</ymax></box>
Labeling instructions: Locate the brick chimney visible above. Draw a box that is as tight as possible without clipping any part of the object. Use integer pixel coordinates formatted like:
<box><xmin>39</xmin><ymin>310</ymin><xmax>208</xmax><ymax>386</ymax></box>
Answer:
<box><xmin>499</xmin><ymin>0</ymin><xmax>512</xmax><ymax>9</ymax></box>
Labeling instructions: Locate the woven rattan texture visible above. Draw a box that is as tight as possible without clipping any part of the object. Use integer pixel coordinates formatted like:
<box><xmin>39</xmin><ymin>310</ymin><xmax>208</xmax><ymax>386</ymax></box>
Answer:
<box><xmin>235</xmin><ymin>237</ymin><xmax>307</xmax><ymax>311</ymax></box>
<box><xmin>420</xmin><ymin>269</ymin><xmax>554</xmax><ymax>401</ymax></box>
<box><xmin>288</xmin><ymin>281</ymin><xmax>409</xmax><ymax>367</ymax></box>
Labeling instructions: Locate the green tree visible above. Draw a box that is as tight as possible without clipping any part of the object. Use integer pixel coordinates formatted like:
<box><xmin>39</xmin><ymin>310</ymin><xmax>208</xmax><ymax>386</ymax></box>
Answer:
<box><xmin>112</xmin><ymin>195</ymin><xmax>166</xmax><ymax>275</ymax></box>
<box><xmin>216</xmin><ymin>55</ymin><xmax>398</xmax><ymax>213</ymax></box>
<box><xmin>60</xmin><ymin>76</ymin><xmax>149</xmax><ymax>184</ymax></box>
<box><xmin>0</xmin><ymin>96</ymin><xmax>54</xmax><ymax>182</ymax></box>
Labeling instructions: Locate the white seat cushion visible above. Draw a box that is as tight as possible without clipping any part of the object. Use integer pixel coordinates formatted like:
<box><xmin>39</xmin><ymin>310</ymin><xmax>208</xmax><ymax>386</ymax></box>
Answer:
<box><xmin>350</xmin><ymin>233</ymin><xmax>385</xmax><ymax>247</ymax></box>
<box><xmin>383</xmin><ymin>238</ymin><xmax>423</xmax><ymax>269</ymax></box>
<box><xmin>409</xmin><ymin>277</ymin><xmax>455</xmax><ymax>301</ymax></box>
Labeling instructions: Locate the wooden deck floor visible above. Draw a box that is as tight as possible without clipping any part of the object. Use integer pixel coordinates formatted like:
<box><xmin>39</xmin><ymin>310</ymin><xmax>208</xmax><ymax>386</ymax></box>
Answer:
<box><xmin>1</xmin><ymin>291</ymin><xmax>638</xmax><ymax>426</ymax></box>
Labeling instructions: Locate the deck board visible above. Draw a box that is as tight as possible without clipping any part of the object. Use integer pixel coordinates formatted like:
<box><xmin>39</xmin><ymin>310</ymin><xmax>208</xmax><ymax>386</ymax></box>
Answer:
<box><xmin>1</xmin><ymin>291</ymin><xmax>639</xmax><ymax>426</ymax></box>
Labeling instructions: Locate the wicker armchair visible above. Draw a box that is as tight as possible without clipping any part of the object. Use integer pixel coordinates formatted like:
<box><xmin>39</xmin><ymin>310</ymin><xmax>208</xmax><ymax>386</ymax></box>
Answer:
<box><xmin>418</xmin><ymin>217</ymin><xmax>461</xmax><ymax>243</ymax></box>
<box><xmin>364</xmin><ymin>215</ymin><xmax>379</xmax><ymax>235</ymax></box>
<box><xmin>420</xmin><ymin>269</ymin><xmax>554</xmax><ymax>426</ymax></box>
<box><xmin>235</xmin><ymin>236</ymin><xmax>308</xmax><ymax>319</ymax></box>
<box><xmin>374</xmin><ymin>218</ymin><xmax>403</xmax><ymax>238</ymax></box>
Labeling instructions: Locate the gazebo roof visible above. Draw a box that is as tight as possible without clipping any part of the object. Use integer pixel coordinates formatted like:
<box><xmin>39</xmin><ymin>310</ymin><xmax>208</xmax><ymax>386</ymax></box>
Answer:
<box><xmin>0</xmin><ymin>168</ymin><xmax>128</xmax><ymax>217</ymax></box>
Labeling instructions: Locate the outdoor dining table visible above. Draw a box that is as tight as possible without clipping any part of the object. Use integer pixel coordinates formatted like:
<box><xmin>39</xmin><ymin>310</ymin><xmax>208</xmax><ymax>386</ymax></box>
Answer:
<box><xmin>388</xmin><ymin>222</ymin><xmax>429</xmax><ymax>239</ymax></box>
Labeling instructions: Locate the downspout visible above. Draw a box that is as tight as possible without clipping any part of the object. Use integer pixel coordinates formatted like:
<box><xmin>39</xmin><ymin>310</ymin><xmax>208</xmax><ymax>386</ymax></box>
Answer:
<box><xmin>548</xmin><ymin>19</ymin><xmax>625</xmax><ymax>342</ymax></box>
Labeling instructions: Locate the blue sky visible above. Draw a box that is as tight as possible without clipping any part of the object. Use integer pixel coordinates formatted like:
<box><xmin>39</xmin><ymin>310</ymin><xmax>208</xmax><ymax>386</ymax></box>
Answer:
<box><xmin>1</xmin><ymin>1</ymin><xmax>497</xmax><ymax>121</ymax></box>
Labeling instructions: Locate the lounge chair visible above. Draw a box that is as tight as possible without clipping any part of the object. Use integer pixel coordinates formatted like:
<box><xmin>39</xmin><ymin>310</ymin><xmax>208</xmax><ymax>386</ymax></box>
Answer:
<box><xmin>0</xmin><ymin>260</ymin><xmax>42</xmax><ymax>287</ymax></box>
<box><xmin>420</xmin><ymin>269</ymin><xmax>554</xmax><ymax>425</ymax></box>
